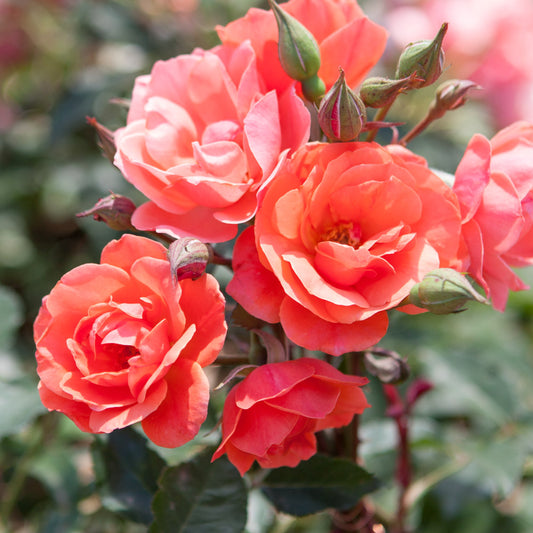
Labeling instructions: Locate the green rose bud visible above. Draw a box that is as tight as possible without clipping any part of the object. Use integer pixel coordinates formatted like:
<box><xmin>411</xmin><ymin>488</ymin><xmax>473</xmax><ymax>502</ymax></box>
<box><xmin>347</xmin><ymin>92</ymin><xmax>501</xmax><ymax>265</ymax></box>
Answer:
<box><xmin>268</xmin><ymin>0</ymin><xmax>321</xmax><ymax>81</ymax></box>
<box><xmin>395</xmin><ymin>23</ymin><xmax>448</xmax><ymax>89</ymax></box>
<box><xmin>408</xmin><ymin>268</ymin><xmax>488</xmax><ymax>315</ymax></box>
<box><xmin>318</xmin><ymin>69</ymin><xmax>366</xmax><ymax>141</ymax></box>
<box><xmin>359</xmin><ymin>73</ymin><xmax>419</xmax><ymax>108</ymax></box>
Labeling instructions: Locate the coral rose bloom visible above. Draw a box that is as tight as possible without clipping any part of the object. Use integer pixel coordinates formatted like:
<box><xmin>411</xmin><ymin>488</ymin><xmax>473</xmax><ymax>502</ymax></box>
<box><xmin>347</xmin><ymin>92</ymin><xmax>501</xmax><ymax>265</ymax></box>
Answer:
<box><xmin>34</xmin><ymin>235</ymin><xmax>227</xmax><ymax>447</ymax></box>
<box><xmin>114</xmin><ymin>41</ymin><xmax>310</xmax><ymax>243</ymax></box>
<box><xmin>217</xmin><ymin>0</ymin><xmax>388</xmax><ymax>93</ymax></box>
<box><xmin>228</xmin><ymin>142</ymin><xmax>462</xmax><ymax>355</ymax></box>
<box><xmin>212</xmin><ymin>358</ymin><xmax>369</xmax><ymax>475</ymax></box>
<box><xmin>453</xmin><ymin>121</ymin><xmax>533</xmax><ymax>310</ymax></box>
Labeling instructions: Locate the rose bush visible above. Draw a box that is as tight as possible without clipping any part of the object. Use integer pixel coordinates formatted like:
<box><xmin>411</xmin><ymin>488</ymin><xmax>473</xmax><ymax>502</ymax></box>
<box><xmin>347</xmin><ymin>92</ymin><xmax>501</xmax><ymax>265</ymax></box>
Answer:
<box><xmin>217</xmin><ymin>0</ymin><xmax>388</xmax><ymax>94</ymax></box>
<box><xmin>453</xmin><ymin>121</ymin><xmax>533</xmax><ymax>310</ymax></box>
<box><xmin>228</xmin><ymin>142</ymin><xmax>463</xmax><ymax>355</ymax></box>
<box><xmin>212</xmin><ymin>357</ymin><xmax>369</xmax><ymax>475</ymax></box>
<box><xmin>114</xmin><ymin>40</ymin><xmax>310</xmax><ymax>243</ymax></box>
<box><xmin>34</xmin><ymin>234</ymin><xmax>227</xmax><ymax>447</ymax></box>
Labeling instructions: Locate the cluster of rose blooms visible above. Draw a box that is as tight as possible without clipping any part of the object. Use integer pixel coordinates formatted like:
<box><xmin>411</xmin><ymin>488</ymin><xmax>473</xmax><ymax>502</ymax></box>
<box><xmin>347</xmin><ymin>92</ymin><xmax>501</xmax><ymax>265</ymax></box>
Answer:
<box><xmin>34</xmin><ymin>0</ymin><xmax>533</xmax><ymax>475</ymax></box>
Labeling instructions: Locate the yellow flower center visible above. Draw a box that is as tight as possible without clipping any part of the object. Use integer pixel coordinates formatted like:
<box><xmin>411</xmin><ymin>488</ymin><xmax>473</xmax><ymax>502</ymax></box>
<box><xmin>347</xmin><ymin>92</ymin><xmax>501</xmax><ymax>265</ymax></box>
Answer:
<box><xmin>322</xmin><ymin>221</ymin><xmax>362</xmax><ymax>248</ymax></box>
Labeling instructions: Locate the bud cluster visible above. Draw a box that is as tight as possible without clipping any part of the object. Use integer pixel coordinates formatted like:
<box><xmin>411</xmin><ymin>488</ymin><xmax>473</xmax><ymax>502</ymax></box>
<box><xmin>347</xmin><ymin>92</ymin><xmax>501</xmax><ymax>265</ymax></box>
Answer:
<box><xmin>269</xmin><ymin>2</ymin><xmax>468</xmax><ymax>143</ymax></box>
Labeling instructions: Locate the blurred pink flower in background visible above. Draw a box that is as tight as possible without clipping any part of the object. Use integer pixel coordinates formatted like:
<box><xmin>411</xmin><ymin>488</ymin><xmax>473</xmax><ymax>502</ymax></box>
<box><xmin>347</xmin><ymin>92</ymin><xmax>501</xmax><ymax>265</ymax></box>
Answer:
<box><xmin>385</xmin><ymin>0</ymin><xmax>533</xmax><ymax>127</ymax></box>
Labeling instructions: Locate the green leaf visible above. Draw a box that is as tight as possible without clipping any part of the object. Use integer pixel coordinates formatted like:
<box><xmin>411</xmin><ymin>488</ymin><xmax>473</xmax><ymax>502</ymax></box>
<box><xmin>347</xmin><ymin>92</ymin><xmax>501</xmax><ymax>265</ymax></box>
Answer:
<box><xmin>261</xmin><ymin>454</ymin><xmax>379</xmax><ymax>517</ymax></box>
<box><xmin>0</xmin><ymin>377</ymin><xmax>45</xmax><ymax>438</ymax></box>
<box><xmin>91</xmin><ymin>426</ymin><xmax>166</xmax><ymax>524</ymax></box>
<box><xmin>150</xmin><ymin>448</ymin><xmax>247</xmax><ymax>533</ymax></box>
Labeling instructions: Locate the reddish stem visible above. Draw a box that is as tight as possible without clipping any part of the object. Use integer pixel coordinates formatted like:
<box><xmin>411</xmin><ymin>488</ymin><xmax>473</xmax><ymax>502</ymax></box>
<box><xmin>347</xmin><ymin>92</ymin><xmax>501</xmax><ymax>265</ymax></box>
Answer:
<box><xmin>383</xmin><ymin>384</ymin><xmax>411</xmax><ymax>533</ymax></box>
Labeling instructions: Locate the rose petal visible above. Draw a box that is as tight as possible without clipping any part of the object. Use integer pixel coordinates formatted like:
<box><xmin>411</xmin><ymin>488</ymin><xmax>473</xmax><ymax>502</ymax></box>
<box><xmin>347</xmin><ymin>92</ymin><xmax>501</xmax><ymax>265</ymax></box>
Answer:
<box><xmin>142</xmin><ymin>359</ymin><xmax>210</xmax><ymax>447</ymax></box>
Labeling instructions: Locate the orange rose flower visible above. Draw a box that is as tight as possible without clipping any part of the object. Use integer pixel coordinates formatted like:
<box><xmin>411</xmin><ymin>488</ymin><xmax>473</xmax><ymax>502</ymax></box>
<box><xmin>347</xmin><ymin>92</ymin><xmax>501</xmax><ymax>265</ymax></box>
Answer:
<box><xmin>212</xmin><ymin>358</ymin><xmax>369</xmax><ymax>475</ymax></box>
<box><xmin>228</xmin><ymin>142</ymin><xmax>462</xmax><ymax>355</ymax></box>
<box><xmin>34</xmin><ymin>234</ymin><xmax>227</xmax><ymax>447</ymax></box>
<box><xmin>114</xmin><ymin>41</ymin><xmax>310</xmax><ymax>243</ymax></box>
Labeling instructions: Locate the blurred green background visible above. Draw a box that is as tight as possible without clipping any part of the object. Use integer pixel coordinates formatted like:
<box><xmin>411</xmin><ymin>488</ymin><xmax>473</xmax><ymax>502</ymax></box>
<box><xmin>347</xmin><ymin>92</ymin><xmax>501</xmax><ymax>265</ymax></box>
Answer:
<box><xmin>1</xmin><ymin>1</ymin><xmax>533</xmax><ymax>532</ymax></box>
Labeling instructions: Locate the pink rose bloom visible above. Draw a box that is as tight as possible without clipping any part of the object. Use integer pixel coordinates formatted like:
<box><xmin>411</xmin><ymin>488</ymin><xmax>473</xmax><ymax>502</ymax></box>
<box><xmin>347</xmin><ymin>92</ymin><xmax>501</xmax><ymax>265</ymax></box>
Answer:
<box><xmin>217</xmin><ymin>0</ymin><xmax>388</xmax><ymax>93</ymax></box>
<box><xmin>212</xmin><ymin>358</ymin><xmax>369</xmax><ymax>475</ymax></box>
<box><xmin>114</xmin><ymin>41</ymin><xmax>310</xmax><ymax>243</ymax></box>
<box><xmin>228</xmin><ymin>142</ymin><xmax>462</xmax><ymax>355</ymax></box>
<box><xmin>453</xmin><ymin>121</ymin><xmax>533</xmax><ymax>309</ymax></box>
<box><xmin>34</xmin><ymin>234</ymin><xmax>227</xmax><ymax>447</ymax></box>
<box><xmin>385</xmin><ymin>0</ymin><xmax>533</xmax><ymax>127</ymax></box>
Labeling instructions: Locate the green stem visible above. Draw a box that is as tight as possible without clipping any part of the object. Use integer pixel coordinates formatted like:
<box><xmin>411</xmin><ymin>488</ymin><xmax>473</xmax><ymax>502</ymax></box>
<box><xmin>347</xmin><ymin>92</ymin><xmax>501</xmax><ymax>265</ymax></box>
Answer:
<box><xmin>398</xmin><ymin>109</ymin><xmax>440</xmax><ymax>145</ymax></box>
<box><xmin>366</xmin><ymin>101</ymin><xmax>394</xmax><ymax>142</ymax></box>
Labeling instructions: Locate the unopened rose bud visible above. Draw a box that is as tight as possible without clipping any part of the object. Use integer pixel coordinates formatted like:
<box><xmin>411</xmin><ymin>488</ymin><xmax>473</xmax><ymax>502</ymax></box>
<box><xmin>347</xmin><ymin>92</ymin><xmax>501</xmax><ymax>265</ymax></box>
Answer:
<box><xmin>429</xmin><ymin>79</ymin><xmax>481</xmax><ymax>118</ymax></box>
<box><xmin>360</xmin><ymin>73</ymin><xmax>419</xmax><ymax>108</ymax></box>
<box><xmin>168</xmin><ymin>237</ymin><xmax>212</xmax><ymax>281</ymax></box>
<box><xmin>395</xmin><ymin>23</ymin><xmax>448</xmax><ymax>89</ymax></box>
<box><xmin>364</xmin><ymin>348</ymin><xmax>410</xmax><ymax>384</ymax></box>
<box><xmin>76</xmin><ymin>193</ymin><xmax>136</xmax><ymax>230</ymax></box>
<box><xmin>408</xmin><ymin>268</ymin><xmax>488</xmax><ymax>314</ymax></box>
<box><xmin>86</xmin><ymin>117</ymin><xmax>116</xmax><ymax>163</ymax></box>
<box><xmin>268</xmin><ymin>0</ymin><xmax>321</xmax><ymax>81</ymax></box>
<box><xmin>318</xmin><ymin>69</ymin><xmax>366</xmax><ymax>141</ymax></box>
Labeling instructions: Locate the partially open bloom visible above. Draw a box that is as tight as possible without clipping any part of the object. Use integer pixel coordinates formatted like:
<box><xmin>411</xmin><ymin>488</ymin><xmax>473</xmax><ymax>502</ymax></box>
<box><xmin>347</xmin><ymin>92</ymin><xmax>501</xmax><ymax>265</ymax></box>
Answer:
<box><xmin>453</xmin><ymin>121</ymin><xmax>533</xmax><ymax>309</ymax></box>
<box><xmin>228</xmin><ymin>142</ymin><xmax>462</xmax><ymax>355</ymax></box>
<box><xmin>114</xmin><ymin>41</ymin><xmax>310</xmax><ymax>243</ymax></box>
<box><xmin>212</xmin><ymin>357</ymin><xmax>369</xmax><ymax>475</ymax></box>
<box><xmin>34</xmin><ymin>234</ymin><xmax>227</xmax><ymax>447</ymax></box>
<box><xmin>217</xmin><ymin>0</ymin><xmax>388</xmax><ymax>94</ymax></box>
